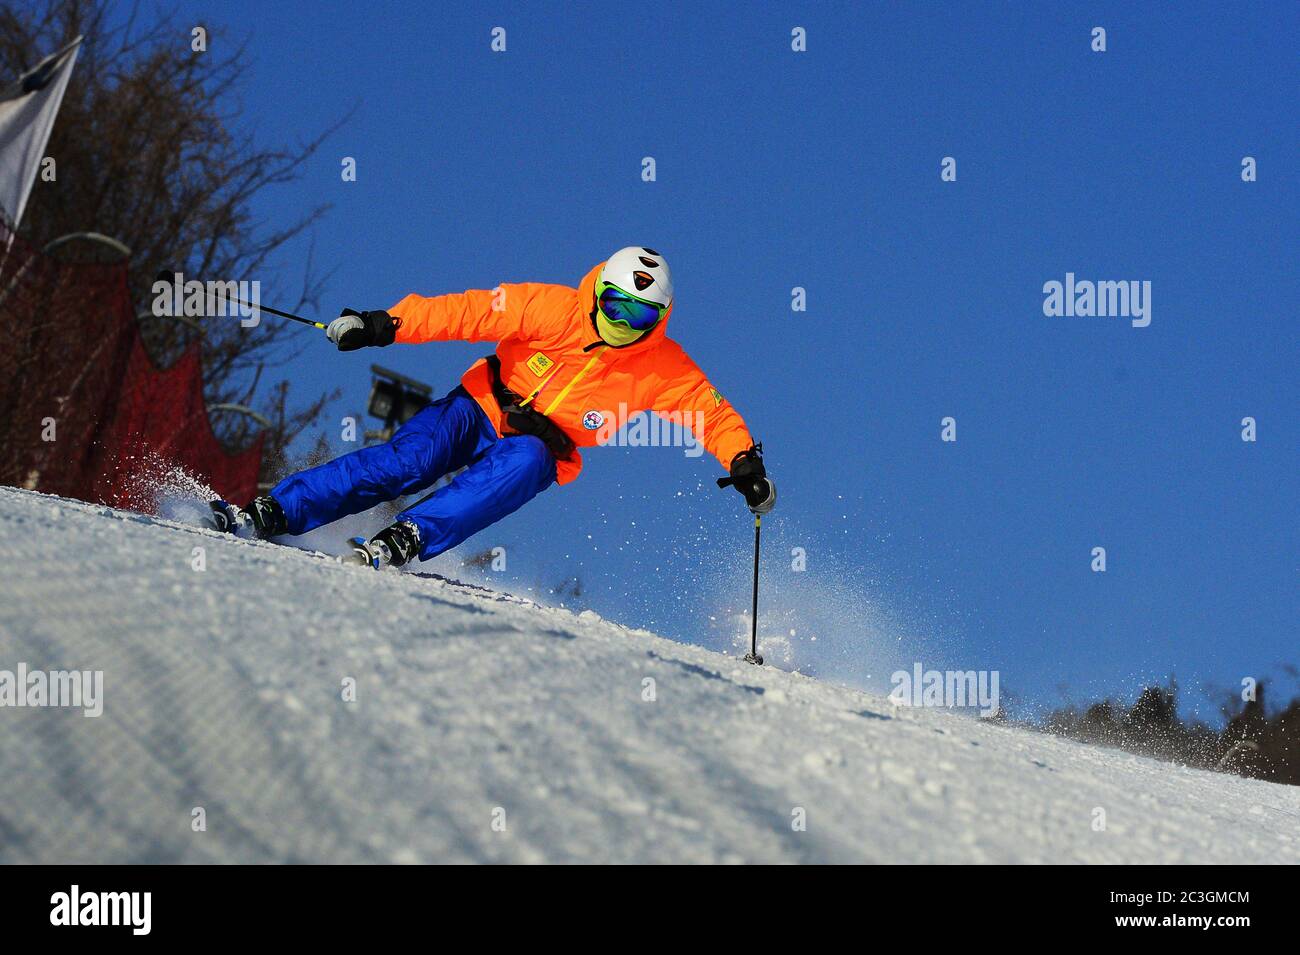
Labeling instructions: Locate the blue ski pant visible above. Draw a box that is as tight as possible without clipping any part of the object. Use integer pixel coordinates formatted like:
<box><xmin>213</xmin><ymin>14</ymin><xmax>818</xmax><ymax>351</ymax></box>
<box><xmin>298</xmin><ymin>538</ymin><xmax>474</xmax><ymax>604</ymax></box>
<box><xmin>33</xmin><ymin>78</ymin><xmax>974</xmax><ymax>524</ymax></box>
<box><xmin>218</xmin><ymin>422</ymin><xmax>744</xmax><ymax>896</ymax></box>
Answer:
<box><xmin>270</xmin><ymin>386</ymin><xmax>556</xmax><ymax>561</ymax></box>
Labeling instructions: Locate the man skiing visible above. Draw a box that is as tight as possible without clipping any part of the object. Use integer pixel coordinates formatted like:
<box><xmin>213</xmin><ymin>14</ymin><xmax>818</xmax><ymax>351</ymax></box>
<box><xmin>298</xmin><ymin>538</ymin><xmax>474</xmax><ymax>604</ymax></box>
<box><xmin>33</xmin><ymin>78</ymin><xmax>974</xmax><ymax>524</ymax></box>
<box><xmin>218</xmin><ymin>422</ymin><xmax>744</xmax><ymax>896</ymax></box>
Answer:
<box><xmin>212</xmin><ymin>248</ymin><xmax>776</xmax><ymax>568</ymax></box>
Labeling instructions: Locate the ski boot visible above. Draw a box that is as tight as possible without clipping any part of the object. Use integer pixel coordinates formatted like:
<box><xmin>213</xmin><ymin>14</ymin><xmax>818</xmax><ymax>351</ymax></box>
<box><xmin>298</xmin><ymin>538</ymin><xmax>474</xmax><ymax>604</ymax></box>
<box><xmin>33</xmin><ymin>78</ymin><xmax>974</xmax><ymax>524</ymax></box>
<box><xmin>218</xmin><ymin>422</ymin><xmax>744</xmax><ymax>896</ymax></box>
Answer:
<box><xmin>208</xmin><ymin>499</ymin><xmax>245</xmax><ymax>534</ymax></box>
<box><xmin>347</xmin><ymin>521</ymin><xmax>420</xmax><ymax>570</ymax></box>
<box><xmin>209</xmin><ymin>495</ymin><xmax>287</xmax><ymax>539</ymax></box>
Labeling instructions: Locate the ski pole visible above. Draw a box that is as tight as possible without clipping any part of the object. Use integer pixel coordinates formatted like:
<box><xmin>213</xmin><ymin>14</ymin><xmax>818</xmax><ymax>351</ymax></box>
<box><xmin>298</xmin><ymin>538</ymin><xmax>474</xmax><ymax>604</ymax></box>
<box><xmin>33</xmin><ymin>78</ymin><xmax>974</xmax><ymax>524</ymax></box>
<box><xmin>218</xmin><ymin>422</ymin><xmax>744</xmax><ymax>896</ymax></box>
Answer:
<box><xmin>153</xmin><ymin>271</ymin><xmax>327</xmax><ymax>330</ymax></box>
<box><xmin>745</xmin><ymin>513</ymin><xmax>764</xmax><ymax>665</ymax></box>
<box><xmin>221</xmin><ymin>294</ymin><xmax>327</xmax><ymax>330</ymax></box>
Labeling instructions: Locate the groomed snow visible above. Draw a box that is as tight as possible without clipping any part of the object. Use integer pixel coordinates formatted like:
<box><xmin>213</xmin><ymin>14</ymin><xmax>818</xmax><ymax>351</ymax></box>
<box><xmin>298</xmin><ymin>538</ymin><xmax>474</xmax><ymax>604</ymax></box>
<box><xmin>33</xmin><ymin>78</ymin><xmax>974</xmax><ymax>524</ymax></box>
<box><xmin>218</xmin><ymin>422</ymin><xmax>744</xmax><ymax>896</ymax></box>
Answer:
<box><xmin>0</xmin><ymin>485</ymin><xmax>1296</xmax><ymax>864</ymax></box>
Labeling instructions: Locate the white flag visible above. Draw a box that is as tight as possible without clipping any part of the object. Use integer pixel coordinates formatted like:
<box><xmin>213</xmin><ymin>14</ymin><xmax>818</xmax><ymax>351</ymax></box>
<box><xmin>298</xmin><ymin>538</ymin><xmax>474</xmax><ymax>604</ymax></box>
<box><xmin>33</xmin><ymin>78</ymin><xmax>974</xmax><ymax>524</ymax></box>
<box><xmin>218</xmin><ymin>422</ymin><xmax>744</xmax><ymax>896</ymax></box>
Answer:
<box><xmin>0</xmin><ymin>36</ymin><xmax>81</xmax><ymax>231</ymax></box>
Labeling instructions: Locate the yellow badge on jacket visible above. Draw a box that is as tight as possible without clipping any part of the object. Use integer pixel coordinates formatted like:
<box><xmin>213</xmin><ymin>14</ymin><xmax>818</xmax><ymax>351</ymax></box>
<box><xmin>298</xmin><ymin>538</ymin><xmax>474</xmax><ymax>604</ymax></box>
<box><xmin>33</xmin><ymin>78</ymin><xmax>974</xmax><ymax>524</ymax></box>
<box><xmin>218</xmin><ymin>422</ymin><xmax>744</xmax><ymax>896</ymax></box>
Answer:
<box><xmin>526</xmin><ymin>352</ymin><xmax>554</xmax><ymax>377</ymax></box>
<box><xmin>709</xmin><ymin>387</ymin><xmax>725</xmax><ymax>407</ymax></box>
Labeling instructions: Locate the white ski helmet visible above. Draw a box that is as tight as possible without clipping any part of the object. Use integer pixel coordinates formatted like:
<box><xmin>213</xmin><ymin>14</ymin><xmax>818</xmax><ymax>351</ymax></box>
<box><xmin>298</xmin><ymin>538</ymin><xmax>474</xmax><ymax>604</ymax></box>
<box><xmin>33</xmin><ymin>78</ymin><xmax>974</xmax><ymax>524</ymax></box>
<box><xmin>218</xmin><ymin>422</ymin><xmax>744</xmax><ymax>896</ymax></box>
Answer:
<box><xmin>599</xmin><ymin>246</ymin><xmax>673</xmax><ymax>308</ymax></box>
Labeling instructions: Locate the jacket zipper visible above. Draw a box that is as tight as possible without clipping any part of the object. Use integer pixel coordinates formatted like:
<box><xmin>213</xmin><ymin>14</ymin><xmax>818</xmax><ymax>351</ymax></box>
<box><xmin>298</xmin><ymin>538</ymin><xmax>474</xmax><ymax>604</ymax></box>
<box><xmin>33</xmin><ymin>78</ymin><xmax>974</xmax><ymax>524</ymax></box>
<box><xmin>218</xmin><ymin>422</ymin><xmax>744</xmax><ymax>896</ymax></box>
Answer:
<box><xmin>516</xmin><ymin>362</ymin><xmax>565</xmax><ymax>409</ymax></box>
<box><xmin>541</xmin><ymin>347</ymin><xmax>605</xmax><ymax>417</ymax></box>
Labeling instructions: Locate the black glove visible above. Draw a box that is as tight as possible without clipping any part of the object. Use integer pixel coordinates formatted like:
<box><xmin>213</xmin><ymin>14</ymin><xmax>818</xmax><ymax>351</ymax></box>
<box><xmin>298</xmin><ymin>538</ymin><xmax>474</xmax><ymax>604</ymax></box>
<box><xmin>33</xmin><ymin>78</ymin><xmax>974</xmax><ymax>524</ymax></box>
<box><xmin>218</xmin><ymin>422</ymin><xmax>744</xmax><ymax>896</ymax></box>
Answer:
<box><xmin>326</xmin><ymin>308</ymin><xmax>399</xmax><ymax>351</ymax></box>
<box><xmin>717</xmin><ymin>445</ymin><xmax>776</xmax><ymax>514</ymax></box>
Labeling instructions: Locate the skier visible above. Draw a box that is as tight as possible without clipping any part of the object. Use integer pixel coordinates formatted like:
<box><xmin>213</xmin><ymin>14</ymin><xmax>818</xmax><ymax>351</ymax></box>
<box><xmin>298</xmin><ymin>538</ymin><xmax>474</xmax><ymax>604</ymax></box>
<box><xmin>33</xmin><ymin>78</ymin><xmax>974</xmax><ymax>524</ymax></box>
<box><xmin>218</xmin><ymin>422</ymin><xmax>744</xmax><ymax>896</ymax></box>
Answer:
<box><xmin>212</xmin><ymin>248</ymin><xmax>776</xmax><ymax>567</ymax></box>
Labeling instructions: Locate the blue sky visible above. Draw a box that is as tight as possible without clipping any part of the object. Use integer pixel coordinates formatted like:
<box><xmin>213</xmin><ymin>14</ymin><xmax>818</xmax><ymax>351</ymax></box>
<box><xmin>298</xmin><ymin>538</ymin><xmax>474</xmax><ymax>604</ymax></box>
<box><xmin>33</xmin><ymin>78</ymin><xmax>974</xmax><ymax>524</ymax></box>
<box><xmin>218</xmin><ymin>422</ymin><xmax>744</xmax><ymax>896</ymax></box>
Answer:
<box><xmin>155</xmin><ymin>1</ymin><xmax>1295</xmax><ymax>719</ymax></box>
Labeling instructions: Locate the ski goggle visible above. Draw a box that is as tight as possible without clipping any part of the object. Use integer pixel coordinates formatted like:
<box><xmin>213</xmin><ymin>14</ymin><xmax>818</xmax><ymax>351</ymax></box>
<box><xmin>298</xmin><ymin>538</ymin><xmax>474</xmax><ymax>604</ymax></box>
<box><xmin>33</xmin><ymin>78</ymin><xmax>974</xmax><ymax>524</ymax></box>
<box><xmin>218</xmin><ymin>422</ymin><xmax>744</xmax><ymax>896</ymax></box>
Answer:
<box><xmin>596</xmin><ymin>281</ymin><xmax>667</xmax><ymax>331</ymax></box>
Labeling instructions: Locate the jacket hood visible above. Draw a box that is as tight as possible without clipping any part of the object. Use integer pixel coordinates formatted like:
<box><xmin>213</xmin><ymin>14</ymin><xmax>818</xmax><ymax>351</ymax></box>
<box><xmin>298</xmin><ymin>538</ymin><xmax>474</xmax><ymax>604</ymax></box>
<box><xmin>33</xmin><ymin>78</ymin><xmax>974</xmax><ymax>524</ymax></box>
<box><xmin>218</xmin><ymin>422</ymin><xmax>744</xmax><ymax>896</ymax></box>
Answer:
<box><xmin>579</xmin><ymin>261</ymin><xmax>672</xmax><ymax>349</ymax></box>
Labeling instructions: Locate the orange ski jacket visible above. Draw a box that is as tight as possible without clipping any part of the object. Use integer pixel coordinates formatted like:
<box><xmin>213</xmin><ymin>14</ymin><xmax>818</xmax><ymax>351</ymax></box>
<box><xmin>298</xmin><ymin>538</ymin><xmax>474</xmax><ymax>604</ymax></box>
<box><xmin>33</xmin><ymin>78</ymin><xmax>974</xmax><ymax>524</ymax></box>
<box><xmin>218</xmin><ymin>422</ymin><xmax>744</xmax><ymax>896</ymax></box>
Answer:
<box><xmin>388</xmin><ymin>261</ymin><xmax>754</xmax><ymax>485</ymax></box>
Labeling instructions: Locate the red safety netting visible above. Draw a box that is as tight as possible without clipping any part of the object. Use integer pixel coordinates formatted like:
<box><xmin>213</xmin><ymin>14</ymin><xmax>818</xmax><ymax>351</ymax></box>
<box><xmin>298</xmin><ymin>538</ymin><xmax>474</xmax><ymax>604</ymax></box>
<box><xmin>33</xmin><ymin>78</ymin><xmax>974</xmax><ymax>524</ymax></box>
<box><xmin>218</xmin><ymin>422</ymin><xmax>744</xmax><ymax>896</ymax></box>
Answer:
<box><xmin>0</xmin><ymin>227</ymin><xmax>262</xmax><ymax>510</ymax></box>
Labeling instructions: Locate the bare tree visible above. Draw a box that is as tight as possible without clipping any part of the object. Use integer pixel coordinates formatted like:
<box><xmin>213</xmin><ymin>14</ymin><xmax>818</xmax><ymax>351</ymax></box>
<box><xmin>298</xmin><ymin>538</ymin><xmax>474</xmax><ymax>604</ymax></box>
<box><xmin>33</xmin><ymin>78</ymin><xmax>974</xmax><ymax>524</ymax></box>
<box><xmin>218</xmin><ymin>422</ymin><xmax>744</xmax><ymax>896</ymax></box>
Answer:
<box><xmin>0</xmin><ymin>0</ymin><xmax>348</xmax><ymax>479</ymax></box>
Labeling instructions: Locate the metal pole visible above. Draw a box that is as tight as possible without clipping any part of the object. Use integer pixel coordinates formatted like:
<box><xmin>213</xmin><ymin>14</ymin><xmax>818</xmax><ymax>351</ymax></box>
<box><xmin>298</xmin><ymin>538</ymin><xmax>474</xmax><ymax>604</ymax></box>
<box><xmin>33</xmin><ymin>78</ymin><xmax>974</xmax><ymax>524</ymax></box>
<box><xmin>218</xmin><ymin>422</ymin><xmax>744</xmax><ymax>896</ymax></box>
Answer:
<box><xmin>152</xmin><ymin>271</ymin><xmax>327</xmax><ymax>330</ymax></box>
<box><xmin>218</xmin><ymin>292</ymin><xmax>326</xmax><ymax>330</ymax></box>
<box><xmin>745</xmin><ymin>514</ymin><xmax>763</xmax><ymax>665</ymax></box>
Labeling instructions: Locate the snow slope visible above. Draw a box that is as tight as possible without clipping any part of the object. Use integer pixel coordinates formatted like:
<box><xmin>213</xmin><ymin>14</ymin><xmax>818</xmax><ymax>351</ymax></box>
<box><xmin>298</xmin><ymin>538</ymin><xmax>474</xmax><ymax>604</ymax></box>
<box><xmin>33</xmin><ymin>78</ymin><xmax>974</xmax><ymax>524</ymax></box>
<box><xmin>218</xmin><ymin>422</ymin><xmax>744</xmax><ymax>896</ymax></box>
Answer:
<box><xmin>0</xmin><ymin>485</ymin><xmax>1296</xmax><ymax>864</ymax></box>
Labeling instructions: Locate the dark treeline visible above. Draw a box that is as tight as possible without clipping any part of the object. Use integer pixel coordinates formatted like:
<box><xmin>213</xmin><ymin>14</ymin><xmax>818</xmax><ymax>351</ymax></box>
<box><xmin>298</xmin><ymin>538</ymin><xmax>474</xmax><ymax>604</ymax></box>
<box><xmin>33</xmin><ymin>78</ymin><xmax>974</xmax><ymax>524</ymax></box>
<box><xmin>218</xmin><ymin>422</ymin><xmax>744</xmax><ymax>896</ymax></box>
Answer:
<box><xmin>1039</xmin><ymin>677</ymin><xmax>1300</xmax><ymax>787</ymax></box>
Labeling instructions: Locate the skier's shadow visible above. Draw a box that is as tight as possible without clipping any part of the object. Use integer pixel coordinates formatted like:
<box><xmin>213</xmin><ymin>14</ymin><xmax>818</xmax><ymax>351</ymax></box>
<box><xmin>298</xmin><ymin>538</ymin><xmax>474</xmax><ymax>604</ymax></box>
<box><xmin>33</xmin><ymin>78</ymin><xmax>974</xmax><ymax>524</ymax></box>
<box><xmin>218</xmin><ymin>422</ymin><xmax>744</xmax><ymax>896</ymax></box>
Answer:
<box><xmin>645</xmin><ymin>651</ymin><xmax>765</xmax><ymax>696</ymax></box>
